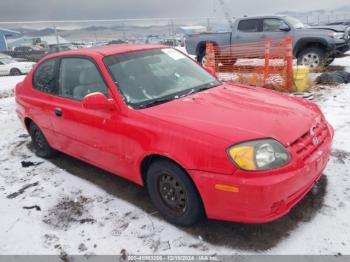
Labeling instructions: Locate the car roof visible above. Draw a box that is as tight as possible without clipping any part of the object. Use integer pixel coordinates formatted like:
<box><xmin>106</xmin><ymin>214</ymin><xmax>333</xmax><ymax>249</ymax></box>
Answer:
<box><xmin>46</xmin><ymin>44</ymin><xmax>167</xmax><ymax>59</ymax></box>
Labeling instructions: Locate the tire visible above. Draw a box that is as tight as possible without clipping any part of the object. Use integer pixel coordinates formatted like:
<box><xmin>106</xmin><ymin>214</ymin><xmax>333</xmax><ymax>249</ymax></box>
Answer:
<box><xmin>10</xmin><ymin>68</ymin><xmax>21</xmax><ymax>76</ymax></box>
<box><xmin>29</xmin><ymin>122</ymin><xmax>58</xmax><ymax>158</ymax></box>
<box><xmin>325</xmin><ymin>56</ymin><xmax>335</xmax><ymax>66</ymax></box>
<box><xmin>297</xmin><ymin>47</ymin><xmax>326</xmax><ymax>69</ymax></box>
<box><xmin>146</xmin><ymin>159</ymin><xmax>204</xmax><ymax>226</ymax></box>
<box><xmin>196</xmin><ymin>45</ymin><xmax>206</xmax><ymax>65</ymax></box>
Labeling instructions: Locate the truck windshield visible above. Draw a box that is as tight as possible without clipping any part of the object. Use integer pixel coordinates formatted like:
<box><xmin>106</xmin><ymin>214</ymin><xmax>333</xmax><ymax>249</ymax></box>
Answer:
<box><xmin>104</xmin><ymin>48</ymin><xmax>221</xmax><ymax>109</ymax></box>
<box><xmin>284</xmin><ymin>16</ymin><xmax>306</xmax><ymax>29</ymax></box>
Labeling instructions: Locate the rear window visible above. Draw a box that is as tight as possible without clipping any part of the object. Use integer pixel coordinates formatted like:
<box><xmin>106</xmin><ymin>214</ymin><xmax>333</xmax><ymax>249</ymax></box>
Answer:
<box><xmin>238</xmin><ymin>19</ymin><xmax>260</xmax><ymax>32</ymax></box>
<box><xmin>33</xmin><ymin>58</ymin><xmax>58</xmax><ymax>94</ymax></box>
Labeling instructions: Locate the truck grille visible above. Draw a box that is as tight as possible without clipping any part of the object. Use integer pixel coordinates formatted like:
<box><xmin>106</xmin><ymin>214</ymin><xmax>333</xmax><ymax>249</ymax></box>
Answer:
<box><xmin>345</xmin><ymin>27</ymin><xmax>350</xmax><ymax>42</ymax></box>
<box><xmin>290</xmin><ymin>118</ymin><xmax>329</xmax><ymax>161</ymax></box>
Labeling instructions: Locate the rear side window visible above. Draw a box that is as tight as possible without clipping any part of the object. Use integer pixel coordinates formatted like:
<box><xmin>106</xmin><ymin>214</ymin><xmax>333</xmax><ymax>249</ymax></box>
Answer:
<box><xmin>238</xmin><ymin>19</ymin><xmax>260</xmax><ymax>32</ymax></box>
<box><xmin>58</xmin><ymin>57</ymin><xmax>108</xmax><ymax>100</ymax></box>
<box><xmin>33</xmin><ymin>58</ymin><xmax>58</xmax><ymax>94</ymax></box>
<box><xmin>263</xmin><ymin>19</ymin><xmax>289</xmax><ymax>32</ymax></box>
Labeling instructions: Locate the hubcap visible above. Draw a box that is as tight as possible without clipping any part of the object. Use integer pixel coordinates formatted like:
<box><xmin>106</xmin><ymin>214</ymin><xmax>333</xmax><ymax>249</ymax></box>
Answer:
<box><xmin>301</xmin><ymin>52</ymin><xmax>320</xmax><ymax>69</ymax></box>
<box><xmin>157</xmin><ymin>173</ymin><xmax>187</xmax><ymax>214</ymax></box>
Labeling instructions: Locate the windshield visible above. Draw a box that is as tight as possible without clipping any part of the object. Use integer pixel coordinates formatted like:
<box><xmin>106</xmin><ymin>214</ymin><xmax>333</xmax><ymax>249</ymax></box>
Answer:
<box><xmin>284</xmin><ymin>16</ymin><xmax>306</xmax><ymax>29</ymax></box>
<box><xmin>0</xmin><ymin>58</ymin><xmax>16</xmax><ymax>64</ymax></box>
<box><xmin>104</xmin><ymin>48</ymin><xmax>220</xmax><ymax>109</ymax></box>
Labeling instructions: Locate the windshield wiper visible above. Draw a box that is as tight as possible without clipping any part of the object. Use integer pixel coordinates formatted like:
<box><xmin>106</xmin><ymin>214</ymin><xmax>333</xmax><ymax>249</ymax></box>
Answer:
<box><xmin>185</xmin><ymin>82</ymin><xmax>221</xmax><ymax>96</ymax></box>
<box><xmin>138</xmin><ymin>97</ymin><xmax>176</xmax><ymax>108</ymax></box>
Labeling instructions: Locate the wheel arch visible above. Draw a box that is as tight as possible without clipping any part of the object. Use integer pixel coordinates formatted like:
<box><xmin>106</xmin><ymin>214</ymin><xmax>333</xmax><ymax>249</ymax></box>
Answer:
<box><xmin>140</xmin><ymin>153</ymin><xmax>207</xmax><ymax>217</ymax></box>
<box><xmin>294</xmin><ymin>38</ymin><xmax>329</xmax><ymax>57</ymax></box>
<box><xmin>140</xmin><ymin>154</ymin><xmax>186</xmax><ymax>186</ymax></box>
<box><xmin>24</xmin><ymin>117</ymin><xmax>33</xmax><ymax>131</ymax></box>
<box><xmin>195</xmin><ymin>41</ymin><xmax>218</xmax><ymax>58</ymax></box>
<box><xmin>10</xmin><ymin>67</ymin><xmax>22</xmax><ymax>75</ymax></box>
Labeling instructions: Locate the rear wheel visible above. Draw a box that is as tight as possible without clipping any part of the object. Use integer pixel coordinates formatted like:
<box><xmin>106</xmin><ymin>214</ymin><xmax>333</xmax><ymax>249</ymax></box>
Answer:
<box><xmin>146</xmin><ymin>159</ymin><xmax>204</xmax><ymax>226</ymax></box>
<box><xmin>10</xmin><ymin>68</ymin><xmax>21</xmax><ymax>76</ymax></box>
<box><xmin>29</xmin><ymin>122</ymin><xmax>58</xmax><ymax>158</ymax></box>
<box><xmin>196</xmin><ymin>45</ymin><xmax>206</xmax><ymax>65</ymax></box>
<box><xmin>297</xmin><ymin>47</ymin><xmax>326</xmax><ymax>69</ymax></box>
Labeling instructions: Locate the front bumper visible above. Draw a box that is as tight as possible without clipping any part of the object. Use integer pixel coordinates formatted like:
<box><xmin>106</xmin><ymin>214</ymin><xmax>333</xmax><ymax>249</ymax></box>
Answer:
<box><xmin>189</xmin><ymin>128</ymin><xmax>333</xmax><ymax>224</ymax></box>
<box><xmin>334</xmin><ymin>42</ymin><xmax>350</xmax><ymax>56</ymax></box>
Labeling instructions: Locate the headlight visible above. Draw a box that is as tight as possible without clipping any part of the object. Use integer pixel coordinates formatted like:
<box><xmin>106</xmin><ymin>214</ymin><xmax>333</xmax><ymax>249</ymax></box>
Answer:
<box><xmin>328</xmin><ymin>32</ymin><xmax>345</xmax><ymax>39</ymax></box>
<box><xmin>227</xmin><ymin>139</ymin><xmax>291</xmax><ymax>171</ymax></box>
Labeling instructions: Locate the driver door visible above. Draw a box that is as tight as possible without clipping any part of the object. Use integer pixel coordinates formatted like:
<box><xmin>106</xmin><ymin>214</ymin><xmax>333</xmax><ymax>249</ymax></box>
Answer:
<box><xmin>48</xmin><ymin>56</ymin><xmax>122</xmax><ymax>172</ymax></box>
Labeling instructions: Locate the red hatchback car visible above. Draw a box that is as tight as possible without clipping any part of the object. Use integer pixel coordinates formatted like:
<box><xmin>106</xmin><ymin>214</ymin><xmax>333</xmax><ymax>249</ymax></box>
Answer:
<box><xmin>16</xmin><ymin>45</ymin><xmax>333</xmax><ymax>226</ymax></box>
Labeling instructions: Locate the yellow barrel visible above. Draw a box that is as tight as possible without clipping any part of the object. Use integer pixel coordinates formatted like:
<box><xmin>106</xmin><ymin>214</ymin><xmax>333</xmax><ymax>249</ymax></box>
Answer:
<box><xmin>292</xmin><ymin>66</ymin><xmax>310</xmax><ymax>92</ymax></box>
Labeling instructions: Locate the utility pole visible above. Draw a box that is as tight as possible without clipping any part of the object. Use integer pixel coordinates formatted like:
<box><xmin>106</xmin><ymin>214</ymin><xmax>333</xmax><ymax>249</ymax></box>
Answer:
<box><xmin>53</xmin><ymin>24</ymin><xmax>60</xmax><ymax>45</ymax></box>
<box><xmin>217</xmin><ymin>0</ymin><xmax>234</xmax><ymax>29</ymax></box>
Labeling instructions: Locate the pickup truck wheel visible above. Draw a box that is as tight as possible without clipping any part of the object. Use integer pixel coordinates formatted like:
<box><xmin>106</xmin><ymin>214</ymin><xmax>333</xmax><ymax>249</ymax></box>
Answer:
<box><xmin>29</xmin><ymin>122</ymin><xmax>58</xmax><ymax>158</ymax></box>
<box><xmin>197</xmin><ymin>47</ymin><xmax>206</xmax><ymax>65</ymax></box>
<box><xmin>10</xmin><ymin>68</ymin><xmax>21</xmax><ymax>76</ymax></box>
<box><xmin>297</xmin><ymin>48</ymin><xmax>325</xmax><ymax>69</ymax></box>
<box><xmin>146</xmin><ymin>159</ymin><xmax>204</xmax><ymax>226</ymax></box>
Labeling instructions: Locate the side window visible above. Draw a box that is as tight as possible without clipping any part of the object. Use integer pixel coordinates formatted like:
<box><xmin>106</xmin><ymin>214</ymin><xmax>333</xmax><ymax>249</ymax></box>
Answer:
<box><xmin>263</xmin><ymin>19</ymin><xmax>288</xmax><ymax>32</ymax></box>
<box><xmin>58</xmin><ymin>57</ymin><xmax>108</xmax><ymax>100</ymax></box>
<box><xmin>238</xmin><ymin>19</ymin><xmax>260</xmax><ymax>32</ymax></box>
<box><xmin>33</xmin><ymin>58</ymin><xmax>58</xmax><ymax>94</ymax></box>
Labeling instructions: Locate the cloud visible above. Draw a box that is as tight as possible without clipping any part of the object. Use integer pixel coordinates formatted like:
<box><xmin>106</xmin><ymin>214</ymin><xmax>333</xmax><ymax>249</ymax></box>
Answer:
<box><xmin>0</xmin><ymin>0</ymin><xmax>348</xmax><ymax>22</ymax></box>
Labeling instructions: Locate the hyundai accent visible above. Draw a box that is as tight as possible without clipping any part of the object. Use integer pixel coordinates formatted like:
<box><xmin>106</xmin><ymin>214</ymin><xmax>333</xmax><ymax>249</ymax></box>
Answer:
<box><xmin>15</xmin><ymin>45</ymin><xmax>333</xmax><ymax>226</ymax></box>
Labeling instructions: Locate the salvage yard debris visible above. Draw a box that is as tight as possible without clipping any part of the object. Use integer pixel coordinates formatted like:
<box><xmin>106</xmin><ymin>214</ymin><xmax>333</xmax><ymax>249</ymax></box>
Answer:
<box><xmin>6</xmin><ymin>182</ymin><xmax>39</xmax><ymax>199</ymax></box>
<box><xmin>316</xmin><ymin>71</ymin><xmax>350</xmax><ymax>85</ymax></box>
<box><xmin>23</xmin><ymin>205</ymin><xmax>41</xmax><ymax>211</ymax></box>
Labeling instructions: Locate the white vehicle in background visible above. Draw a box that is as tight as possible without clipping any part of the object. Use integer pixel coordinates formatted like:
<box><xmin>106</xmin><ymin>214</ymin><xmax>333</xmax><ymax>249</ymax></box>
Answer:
<box><xmin>0</xmin><ymin>53</ymin><xmax>12</xmax><ymax>59</ymax></box>
<box><xmin>0</xmin><ymin>57</ymin><xmax>36</xmax><ymax>76</ymax></box>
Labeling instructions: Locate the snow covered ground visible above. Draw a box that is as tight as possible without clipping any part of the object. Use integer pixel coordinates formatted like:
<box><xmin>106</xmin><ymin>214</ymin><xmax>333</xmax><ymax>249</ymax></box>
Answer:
<box><xmin>0</xmin><ymin>75</ymin><xmax>25</xmax><ymax>98</ymax></box>
<box><xmin>0</xmin><ymin>53</ymin><xmax>350</xmax><ymax>256</ymax></box>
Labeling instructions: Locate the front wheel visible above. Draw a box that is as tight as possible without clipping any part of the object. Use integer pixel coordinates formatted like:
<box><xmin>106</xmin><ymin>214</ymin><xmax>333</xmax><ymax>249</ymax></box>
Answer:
<box><xmin>297</xmin><ymin>47</ymin><xmax>326</xmax><ymax>70</ymax></box>
<box><xmin>29</xmin><ymin>122</ymin><xmax>58</xmax><ymax>158</ymax></box>
<box><xmin>146</xmin><ymin>159</ymin><xmax>204</xmax><ymax>226</ymax></box>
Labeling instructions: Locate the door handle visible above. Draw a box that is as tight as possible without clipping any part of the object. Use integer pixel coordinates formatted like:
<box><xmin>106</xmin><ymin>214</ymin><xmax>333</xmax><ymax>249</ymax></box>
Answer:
<box><xmin>54</xmin><ymin>108</ymin><xmax>63</xmax><ymax>117</ymax></box>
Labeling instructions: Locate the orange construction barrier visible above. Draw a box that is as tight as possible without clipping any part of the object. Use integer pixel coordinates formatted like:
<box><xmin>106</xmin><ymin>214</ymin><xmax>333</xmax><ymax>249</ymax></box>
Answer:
<box><xmin>204</xmin><ymin>42</ymin><xmax>216</xmax><ymax>69</ymax></box>
<box><xmin>206</xmin><ymin>37</ymin><xmax>296</xmax><ymax>91</ymax></box>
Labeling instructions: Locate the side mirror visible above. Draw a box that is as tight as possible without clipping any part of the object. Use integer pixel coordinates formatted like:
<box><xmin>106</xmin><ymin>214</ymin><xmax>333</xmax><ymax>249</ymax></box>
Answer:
<box><xmin>280</xmin><ymin>24</ymin><xmax>291</xmax><ymax>32</ymax></box>
<box><xmin>205</xmin><ymin>66</ymin><xmax>218</xmax><ymax>78</ymax></box>
<box><xmin>82</xmin><ymin>92</ymin><xmax>116</xmax><ymax>110</ymax></box>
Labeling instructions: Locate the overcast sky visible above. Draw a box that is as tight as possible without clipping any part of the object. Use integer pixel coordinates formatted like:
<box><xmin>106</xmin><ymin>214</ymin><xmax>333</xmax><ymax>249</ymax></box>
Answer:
<box><xmin>0</xmin><ymin>0</ymin><xmax>348</xmax><ymax>22</ymax></box>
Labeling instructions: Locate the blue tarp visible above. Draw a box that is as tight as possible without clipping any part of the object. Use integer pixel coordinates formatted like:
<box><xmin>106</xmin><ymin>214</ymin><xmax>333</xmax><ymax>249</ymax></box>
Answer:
<box><xmin>0</xmin><ymin>28</ymin><xmax>21</xmax><ymax>51</ymax></box>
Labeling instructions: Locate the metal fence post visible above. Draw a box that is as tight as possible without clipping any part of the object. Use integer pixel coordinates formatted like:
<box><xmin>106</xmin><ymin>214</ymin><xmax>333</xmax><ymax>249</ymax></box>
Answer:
<box><xmin>285</xmin><ymin>36</ymin><xmax>293</xmax><ymax>90</ymax></box>
<box><xmin>264</xmin><ymin>38</ymin><xmax>271</xmax><ymax>85</ymax></box>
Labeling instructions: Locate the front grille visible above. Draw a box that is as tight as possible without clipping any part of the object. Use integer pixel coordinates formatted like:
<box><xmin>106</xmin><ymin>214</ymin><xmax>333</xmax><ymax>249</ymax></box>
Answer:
<box><xmin>290</xmin><ymin>118</ymin><xmax>329</xmax><ymax>161</ymax></box>
<box><xmin>345</xmin><ymin>27</ymin><xmax>350</xmax><ymax>42</ymax></box>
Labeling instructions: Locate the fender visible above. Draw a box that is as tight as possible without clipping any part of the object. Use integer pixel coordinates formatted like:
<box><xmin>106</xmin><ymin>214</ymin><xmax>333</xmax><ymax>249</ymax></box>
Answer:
<box><xmin>293</xmin><ymin>37</ymin><xmax>331</xmax><ymax>56</ymax></box>
<box><xmin>195</xmin><ymin>41</ymin><xmax>219</xmax><ymax>57</ymax></box>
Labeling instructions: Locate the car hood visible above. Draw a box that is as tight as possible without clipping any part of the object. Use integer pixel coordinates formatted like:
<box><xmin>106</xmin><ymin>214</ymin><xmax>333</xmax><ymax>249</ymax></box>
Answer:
<box><xmin>309</xmin><ymin>24</ymin><xmax>348</xmax><ymax>32</ymax></box>
<box><xmin>140</xmin><ymin>83</ymin><xmax>321</xmax><ymax>146</ymax></box>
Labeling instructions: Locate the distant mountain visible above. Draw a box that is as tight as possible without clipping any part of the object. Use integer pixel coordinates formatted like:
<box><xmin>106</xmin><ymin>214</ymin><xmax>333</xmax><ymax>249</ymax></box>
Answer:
<box><xmin>277</xmin><ymin>5</ymin><xmax>350</xmax><ymax>17</ymax></box>
<box><xmin>334</xmin><ymin>5</ymin><xmax>350</xmax><ymax>12</ymax></box>
<box><xmin>12</xmin><ymin>27</ymin><xmax>66</xmax><ymax>37</ymax></box>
